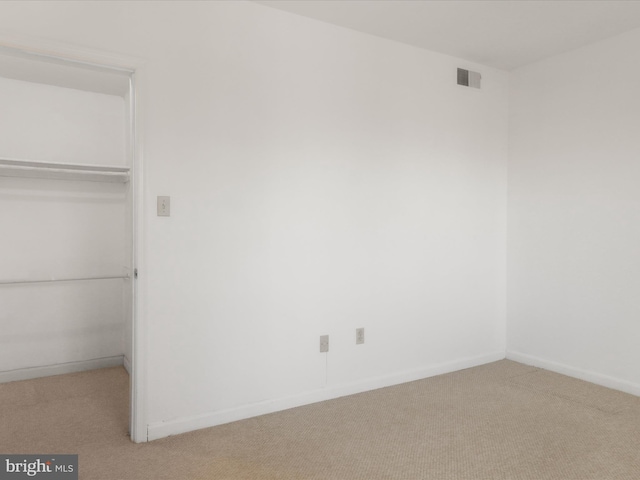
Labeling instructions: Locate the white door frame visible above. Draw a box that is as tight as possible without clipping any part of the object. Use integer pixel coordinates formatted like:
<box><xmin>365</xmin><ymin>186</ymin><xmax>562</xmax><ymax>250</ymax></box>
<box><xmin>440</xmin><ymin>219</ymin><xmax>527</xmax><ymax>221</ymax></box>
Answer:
<box><xmin>0</xmin><ymin>34</ymin><xmax>149</xmax><ymax>443</ymax></box>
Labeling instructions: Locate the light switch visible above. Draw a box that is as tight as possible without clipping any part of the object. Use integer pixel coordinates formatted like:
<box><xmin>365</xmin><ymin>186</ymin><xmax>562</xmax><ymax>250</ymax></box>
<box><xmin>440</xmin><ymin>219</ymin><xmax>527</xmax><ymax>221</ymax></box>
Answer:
<box><xmin>157</xmin><ymin>196</ymin><xmax>170</xmax><ymax>217</ymax></box>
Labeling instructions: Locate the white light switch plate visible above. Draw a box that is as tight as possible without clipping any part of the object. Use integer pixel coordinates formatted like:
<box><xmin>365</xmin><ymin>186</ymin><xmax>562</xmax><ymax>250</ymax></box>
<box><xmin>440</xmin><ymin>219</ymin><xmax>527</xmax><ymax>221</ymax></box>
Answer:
<box><xmin>157</xmin><ymin>196</ymin><xmax>170</xmax><ymax>216</ymax></box>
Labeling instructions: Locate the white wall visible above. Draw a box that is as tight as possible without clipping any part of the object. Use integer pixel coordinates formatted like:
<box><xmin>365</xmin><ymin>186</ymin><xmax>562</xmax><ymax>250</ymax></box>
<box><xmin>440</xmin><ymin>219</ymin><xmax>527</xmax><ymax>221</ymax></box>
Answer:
<box><xmin>0</xmin><ymin>76</ymin><xmax>126</xmax><ymax>166</ymax></box>
<box><xmin>0</xmin><ymin>1</ymin><xmax>509</xmax><ymax>439</ymax></box>
<box><xmin>508</xmin><ymin>28</ymin><xmax>640</xmax><ymax>393</ymax></box>
<box><xmin>0</xmin><ymin>76</ymin><xmax>128</xmax><ymax>378</ymax></box>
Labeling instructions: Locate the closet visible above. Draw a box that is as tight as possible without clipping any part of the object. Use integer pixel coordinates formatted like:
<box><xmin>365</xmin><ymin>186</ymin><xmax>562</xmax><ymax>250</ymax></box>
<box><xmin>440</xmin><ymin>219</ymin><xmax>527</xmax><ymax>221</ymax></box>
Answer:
<box><xmin>0</xmin><ymin>51</ymin><xmax>134</xmax><ymax>389</ymax></box>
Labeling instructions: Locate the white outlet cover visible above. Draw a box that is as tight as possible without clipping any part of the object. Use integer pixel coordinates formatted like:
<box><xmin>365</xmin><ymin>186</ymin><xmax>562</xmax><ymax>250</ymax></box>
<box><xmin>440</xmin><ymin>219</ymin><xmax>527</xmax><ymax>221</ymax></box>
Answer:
<box><xmin>320</xmin><ymin>335</ymin><xmax>329</xmax><ymax>353</ymax></box>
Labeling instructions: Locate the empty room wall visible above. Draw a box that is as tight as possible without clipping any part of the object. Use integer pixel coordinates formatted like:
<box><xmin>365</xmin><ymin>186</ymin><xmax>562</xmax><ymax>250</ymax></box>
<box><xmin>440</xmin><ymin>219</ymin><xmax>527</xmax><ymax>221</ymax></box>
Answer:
<box><xmin>0</xmin><ymin>76</ymin><xmax>128</xmax><ymax>379</ymax></box>
<box><xmin>508</xmin><ymin>27</ymin><xmax>640</xmax><ymax>393</ymax></box>
<box><xmin>0</xmin><ymin>1</ymin><xmax>508</xmax><ymax>439</ymax></box>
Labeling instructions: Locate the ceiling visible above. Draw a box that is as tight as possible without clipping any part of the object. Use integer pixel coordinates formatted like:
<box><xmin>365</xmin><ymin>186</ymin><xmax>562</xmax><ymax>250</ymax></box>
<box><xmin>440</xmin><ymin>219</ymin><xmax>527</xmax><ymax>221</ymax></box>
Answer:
<box><xmin>255</xmin><ymin>0</ymin><xmax>640</xmax><ymax>70</ymax></box>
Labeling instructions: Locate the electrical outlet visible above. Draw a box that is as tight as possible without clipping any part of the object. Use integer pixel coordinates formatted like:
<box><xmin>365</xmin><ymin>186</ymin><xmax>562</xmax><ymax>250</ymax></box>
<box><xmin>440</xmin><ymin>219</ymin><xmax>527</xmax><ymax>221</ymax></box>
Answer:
<box><xmin>356</xmin><ymin>328</ymin><xmax>365</xmax><ymax>345</ymax></box>
<box><xmin>157</xmin><ymin>196</ymin><xmax>170</xmax><ymax>217</ymax></box>
<box><xmin>319</xmin><ymin>335</ymin><xmax>329</xmax><ymax>353</ymax></box>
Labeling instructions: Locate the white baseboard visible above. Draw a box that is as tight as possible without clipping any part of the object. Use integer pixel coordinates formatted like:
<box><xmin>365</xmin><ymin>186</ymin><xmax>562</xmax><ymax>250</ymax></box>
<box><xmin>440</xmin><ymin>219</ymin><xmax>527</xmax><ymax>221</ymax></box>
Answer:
<box><xmin>123</xmin><ymin>355</ymin><xmax>131</xmax><ymax>375</ymax></box>
<box><xmin>0</xmin><ymin>355</ymin><xmax>125</xmax><ymax>384</ymax></box>
<box><xmin>506</xmin><ymin>351</ymin><xmax>640</xmax><ymax>397</ymax></box>
<box><xmin>147</xmin><ymin>351</ymin><xmax>505</xmax><ymax>441</ymax></box>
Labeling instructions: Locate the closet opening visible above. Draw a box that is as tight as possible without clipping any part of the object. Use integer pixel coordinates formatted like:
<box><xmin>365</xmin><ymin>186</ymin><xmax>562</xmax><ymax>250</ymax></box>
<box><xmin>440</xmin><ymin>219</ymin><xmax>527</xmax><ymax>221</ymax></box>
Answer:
<box><xmin>0</xmin><ymin>46</ymin><xmax>139</xmax><ymax>440</ymax></box>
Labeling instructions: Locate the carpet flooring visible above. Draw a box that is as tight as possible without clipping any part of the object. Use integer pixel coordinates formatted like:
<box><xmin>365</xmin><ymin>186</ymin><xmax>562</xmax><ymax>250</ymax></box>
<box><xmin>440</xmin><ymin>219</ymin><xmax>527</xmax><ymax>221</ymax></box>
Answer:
<box><xmin>1</xmin><ymin>360</ymin><xmax>640</xmax><ymax>479</ymax></box>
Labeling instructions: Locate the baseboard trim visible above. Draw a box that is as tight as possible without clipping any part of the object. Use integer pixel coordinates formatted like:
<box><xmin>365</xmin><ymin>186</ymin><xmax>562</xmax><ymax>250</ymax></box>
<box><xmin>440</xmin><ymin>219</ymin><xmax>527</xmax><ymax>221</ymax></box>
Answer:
<box><xmin>123</xmin><ymin>355</ymin><xmax>131</xmax><ymax>375</ymax></box>
<box><xmin>0</xmin><ymin>355</ymin><xmax>125</xmax><ymax>384</ymax></box>
<box><xmin>506</xmin><ymin>351</ymin><xmax>640</xmax><ymax>397</ymax></box>
<box><xmin>147</xmin><ymin>351</ymin><xmax>505</xmax><ymax>441</ymax></box>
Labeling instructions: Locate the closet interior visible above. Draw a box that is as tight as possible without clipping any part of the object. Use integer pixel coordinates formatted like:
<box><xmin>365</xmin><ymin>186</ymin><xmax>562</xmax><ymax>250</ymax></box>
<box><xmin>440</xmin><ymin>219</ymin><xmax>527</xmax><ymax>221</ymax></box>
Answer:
<box><xmin>0</xmin><ymin>50</ymin><xmax>134</xmax><ymax>396</ymax></box>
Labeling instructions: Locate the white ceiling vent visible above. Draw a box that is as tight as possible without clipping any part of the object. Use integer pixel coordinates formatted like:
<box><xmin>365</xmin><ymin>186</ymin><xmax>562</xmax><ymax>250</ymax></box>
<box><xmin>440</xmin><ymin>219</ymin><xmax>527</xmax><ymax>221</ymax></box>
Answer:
<box><xmin>457</xmin><ymin>68</ymin><xmax>481</xmax><ymax>89</ymax></box>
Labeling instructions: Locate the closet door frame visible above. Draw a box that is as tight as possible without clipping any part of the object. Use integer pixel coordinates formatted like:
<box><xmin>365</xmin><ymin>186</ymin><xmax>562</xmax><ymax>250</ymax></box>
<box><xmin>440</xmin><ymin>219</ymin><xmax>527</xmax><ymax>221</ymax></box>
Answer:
<box><xmin>0</xmin><ymin>34</ymin><xmax>149</xmax><ymax>443</ymax></box>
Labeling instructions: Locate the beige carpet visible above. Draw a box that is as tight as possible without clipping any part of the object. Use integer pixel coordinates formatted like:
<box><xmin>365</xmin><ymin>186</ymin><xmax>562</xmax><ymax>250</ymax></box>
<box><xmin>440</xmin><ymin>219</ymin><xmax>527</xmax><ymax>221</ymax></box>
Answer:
<box><xmin>1</xmin><ymin>360</ymin><xmax>640</xmax><ymax>479</ymax></box>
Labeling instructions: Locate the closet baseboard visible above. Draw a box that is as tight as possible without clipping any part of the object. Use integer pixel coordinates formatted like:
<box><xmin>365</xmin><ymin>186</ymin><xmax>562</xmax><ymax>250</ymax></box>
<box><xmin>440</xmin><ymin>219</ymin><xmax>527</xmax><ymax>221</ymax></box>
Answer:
<box><xmin>0</xmin><ymin>355</ymin><xmax>125</xmax><ymax>384</ymax></box>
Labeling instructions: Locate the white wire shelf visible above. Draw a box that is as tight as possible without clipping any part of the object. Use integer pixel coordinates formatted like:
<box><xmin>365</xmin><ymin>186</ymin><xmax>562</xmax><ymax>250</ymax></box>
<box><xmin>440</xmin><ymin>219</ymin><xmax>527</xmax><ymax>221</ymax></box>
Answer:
<box><xmin>0</xmin><ymin>274</ymin><xmax>131</xmax><ymax>286</ymax></box>
<box><xmin>0</xmin><ymin>157</ymin><xmax>130</xmax><ymax>183</ymax></box>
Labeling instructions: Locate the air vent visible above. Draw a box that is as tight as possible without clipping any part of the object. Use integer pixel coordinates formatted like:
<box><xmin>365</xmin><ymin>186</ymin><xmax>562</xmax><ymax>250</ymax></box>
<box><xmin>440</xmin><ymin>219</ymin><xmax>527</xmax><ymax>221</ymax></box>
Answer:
<box><xmin>457</xmin><ymin>68</ymin><xmax>481</xmax><ymax>89</ymax></box>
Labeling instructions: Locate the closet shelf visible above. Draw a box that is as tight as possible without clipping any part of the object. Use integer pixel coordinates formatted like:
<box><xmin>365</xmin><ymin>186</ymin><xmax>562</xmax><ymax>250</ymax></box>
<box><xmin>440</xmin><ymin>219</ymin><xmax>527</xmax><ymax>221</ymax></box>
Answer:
<box><xmin>0</xmin><ymin>274</ymin><xmax>131</xmax><ymax>286</ymax></box>
<box><xmin>0</xmin><ymin>158</ymin><xmax>130</xmax><ymax>183</ymax></box>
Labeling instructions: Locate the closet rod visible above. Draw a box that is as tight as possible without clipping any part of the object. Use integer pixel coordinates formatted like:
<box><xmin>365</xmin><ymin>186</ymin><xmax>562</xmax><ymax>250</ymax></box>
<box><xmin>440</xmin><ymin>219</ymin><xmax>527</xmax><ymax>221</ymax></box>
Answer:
<box><xmin>0</xmin><ymin>158</ymin><xmax>130</xmax><ymax>183</ymax></box>
<box><xmin>0</xmin><ymin>275</ymin><xmax>130</xmax><ymax>286</ymax></box>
